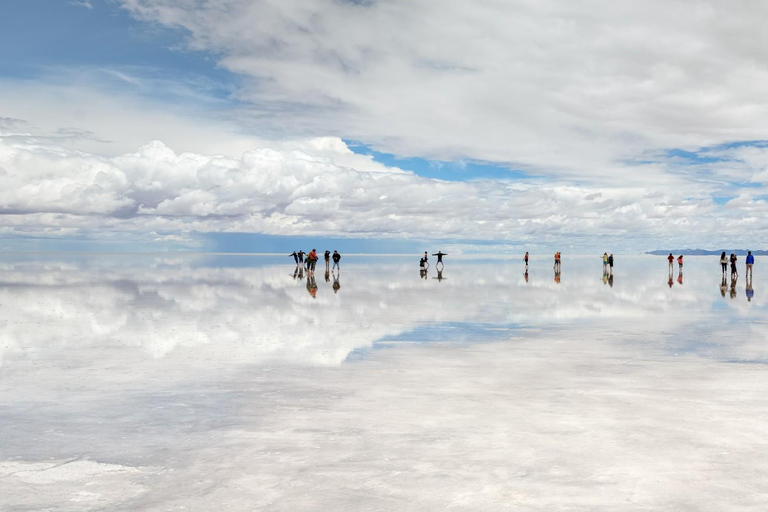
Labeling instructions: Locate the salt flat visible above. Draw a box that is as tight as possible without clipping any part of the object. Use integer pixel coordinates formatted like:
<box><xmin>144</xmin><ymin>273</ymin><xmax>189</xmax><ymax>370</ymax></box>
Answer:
<box><xmin>0</xmin><ymin>254</ymin><xmax>766</xmax><ymax>511</ymax></box>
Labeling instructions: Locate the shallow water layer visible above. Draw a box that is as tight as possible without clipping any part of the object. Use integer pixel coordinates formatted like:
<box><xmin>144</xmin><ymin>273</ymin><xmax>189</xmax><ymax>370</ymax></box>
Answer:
<box><xmin>0</xmin><ymin>254</ymin><xmax>766</xmax><ymax>511</ymax></box>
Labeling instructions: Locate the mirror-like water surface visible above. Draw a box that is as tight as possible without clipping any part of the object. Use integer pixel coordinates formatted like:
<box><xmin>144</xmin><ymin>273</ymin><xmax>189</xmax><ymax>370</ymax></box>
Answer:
<box><xmin>1</xmin><ymin>254</ymin><xmax>766</xmax><ymax>511</ymax></box>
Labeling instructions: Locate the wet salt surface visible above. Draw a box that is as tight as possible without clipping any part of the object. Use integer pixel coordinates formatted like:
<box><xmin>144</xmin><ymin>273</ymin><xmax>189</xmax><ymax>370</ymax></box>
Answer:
<box><xmin>1</xmin><ymin>253</ymin><xmax>766</xmax><ymax>511</ymax></box>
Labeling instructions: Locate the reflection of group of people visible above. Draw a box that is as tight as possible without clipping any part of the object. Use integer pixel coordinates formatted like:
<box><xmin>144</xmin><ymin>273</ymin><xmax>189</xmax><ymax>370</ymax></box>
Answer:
<box><xmin>521</xmin><ymin>251</ymin><xmax>565</xmax><ymax>284</ymax></box>
<box><xmin>665</xmin><ymin>252</ymin><xmax>757</xmax><ymax>300</ymax></box>
<box><xmin>718</xmin><ymin>251</ymin><xmax>755</xmax><ymax>302</ymax></box>
<box><xmin>290</xmin><ymin>249</ymin><xmax>342</xmax><ymax>298</ymax></box>
<box><xmin>666</xmin><ymin>253</ymin><xmax>684</xmax><ymax>288</ymax></box>
<box><xmin>419</xmin><ymin>251</ymin><xmax>447</xmax><ymax>281</ymax></box>
<box><xmin>720</xmin><ymin>273</ymin><xmax>754</xmax><ymax>301</ymax></box>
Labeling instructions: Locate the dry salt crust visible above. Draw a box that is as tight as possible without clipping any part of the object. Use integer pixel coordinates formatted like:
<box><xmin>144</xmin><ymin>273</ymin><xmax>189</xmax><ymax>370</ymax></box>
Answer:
<box><xmin>0</xmin><ymin>255</ymin><xmax>766</xmax><ymax>511</ymax></box>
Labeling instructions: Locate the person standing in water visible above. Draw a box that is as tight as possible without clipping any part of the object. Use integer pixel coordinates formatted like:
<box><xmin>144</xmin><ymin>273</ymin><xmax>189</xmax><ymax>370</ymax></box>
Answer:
<box><xmin>298</xmin><ymin>250</ymin><xmax>306</xmax><ymax>265</ymax></box>
<box><xmin>332</xmin><ymin>250</ymin><xmax>341</xmax><ymax>271</ymax></box>
<box><xmin>432</xmin><ymin>251</ymin><xmax>447</xmax><ymax>268</ymax></box>
<box><xmin>730</xmin><ymin>253</ymin><xmax>738</xmax><ymax>277</ymax></box>
<box><xmin>554</xmin><ymin>252</ymin><xmax>561</xmax><ymax>273</ymax></box>
<box><xmin>667</xmin><ymin>253</ymin><xmax>674</xmax><ymax>272</ymax></box>
<box><xmin>308</xmin><ymin>248</ymin><xmax>318</xmax><ymax>273</ymax></box>
<box><xmin>608</xmin><ymin>253</ymin><xmax>614</xmax><ymax>274</ymax></box>
<box><xmin>324</xmin><ymin>250</ymin><xmax>331</xmax><ymax>271</ymax></box>
<box><xmin>746</xmin><ymin>251</ymin><xmax>754</xmax><ymax>278</ymax></box>
<box><xmin>290</xmin><ymin>251</ymin><xmax>299</xmax><ymax>265</ymax></box>
<box><xmin>677</xmin><ymin>254</ymin><xmax>683</xmax><ymax>270</ymax></box>
<box><xmin>720</xmin><ymin>252</ymin><xmax>728</xmax><ymax>275</ymax></box>
<box><xmin>602</xmin><ymin>252</ymin><xmax>608</xmax><ymax>273</ymax></box>
<box><xmin>524</xmin><ymin>252</ymin><xmax>529</xmax><ymax>271</ymax></box>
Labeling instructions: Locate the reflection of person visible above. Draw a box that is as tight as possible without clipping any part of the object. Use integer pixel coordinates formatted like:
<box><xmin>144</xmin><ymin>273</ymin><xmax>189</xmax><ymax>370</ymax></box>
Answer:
<box><xmin>608</xmin><ymin>273</ymin><xmax>614</xmax><ymax>288</ymax></box>
<box><xmin>433</xmin><ymin>269</ymin><xmax>446</xmax><ymax>282</ymax></box>
<box><xmin>720</xmin><ymin>252</ymin><xmax>728</xmax><ymax>275</ymax></box>
<box><xmin>324</xmin><ymin>270</ymin><xmax>330</xmax><ymax>282</ymax></box>
<box><xmin>524</xmin><ymin>271</ymin><xmax>529</xmax><ymax>283</ymax></box>
<box><xmin>730</xmin><ymin>274</ymin><xmax>738</xmax><ymax>299</ymax></box>
<box><xmin>524</xmin><ymin>251</ymin><xmax>529</xmax><ymax>270</ymax></box>
<box><xmin>554</xmin><ymin>271</ymin><xmax>561</xmax><ymax>284</ymax></box>
<box><xmin>668</xmin><ymin>273</ymin><xmax>674</xmax><ymax>288</ymax></box>
<box><xmin>332</xmin><ymin>250</ymin><xmax>341</xmax><ymax>271</ymax></box>
<box><xmin>720</xmin><ymin>276</ymin><xmax>728</xmax><ymax>297</ymax></box>
<box><xmin>746</xmin><ymin>274</ymin><xmax>754</xmax><ymax>302</ymax></box>
<box><xmin>332</xmin><ymin>272</ymin><xmax>341</xmax><ymax>293</ymax></box>
<box><xmin>677</xmin><ymin>271</ymin><xmax>683</xmax><ymax>286</ymax></box>
<box><xmin>306</xmin><ymin>274</ymin><xmax>318</xmax><ymax>298</ymax></box>
<box><xmin>290</xmin><ymin>251</ymin><xmax>299</xmax><ymax>264</ymax></box>
<box><xmin>324</xmin><ymin>250</ymin><xmax>331</xmax><ymax>271</ymax></box>
<box><xmin>746</xmin><ymin>251</ymin><xmax>754</xmax><ymax>278</ymax></box>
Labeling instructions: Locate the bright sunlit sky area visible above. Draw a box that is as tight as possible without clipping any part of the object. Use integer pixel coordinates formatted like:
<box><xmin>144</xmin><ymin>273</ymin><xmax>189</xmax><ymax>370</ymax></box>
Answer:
<box><xmin>2</xmin><ymin>0</ymin><xmax>768</xmax><ymax>254</ymax></box>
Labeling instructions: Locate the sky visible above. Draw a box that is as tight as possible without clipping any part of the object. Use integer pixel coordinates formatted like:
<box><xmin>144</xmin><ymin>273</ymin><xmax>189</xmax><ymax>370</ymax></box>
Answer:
<box><xmin>2</xmin><ymin>0</ymin><xmax>768</xmax><ymax>253</ymax></box>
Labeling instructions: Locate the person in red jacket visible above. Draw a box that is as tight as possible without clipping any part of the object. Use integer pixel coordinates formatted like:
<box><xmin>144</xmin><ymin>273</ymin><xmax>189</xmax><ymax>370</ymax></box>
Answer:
<box><xmin>667</xmin><ymin>253</ymin><xmax>674</xmax><ymax>272</ymax></box>
<box><xmin>677</xmin><ymin>254</ymin><xmax>683</xmax><ymax>270</ymax></box>
<box><xmin>307</xmin><ymin>249</ymin><xmax>318</xmax><ymax>273</ymax></box>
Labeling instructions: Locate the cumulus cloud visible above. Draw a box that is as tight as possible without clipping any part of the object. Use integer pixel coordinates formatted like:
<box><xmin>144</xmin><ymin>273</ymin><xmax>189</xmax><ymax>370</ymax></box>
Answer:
<box><xmin>2</xmin><ymin>135</ymin><xmax>767</xmax><ymax>250</ymax></box>
<box><xmin>120</xmin><ymin>0</ymin><xmax>768</xmax><ymax>178</ymax></box>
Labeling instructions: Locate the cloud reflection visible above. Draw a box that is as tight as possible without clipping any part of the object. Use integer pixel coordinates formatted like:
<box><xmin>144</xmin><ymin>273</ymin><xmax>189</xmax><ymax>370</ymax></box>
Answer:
<box><xmin>0</xmin><ymin>255</ymin><xmax>765</xmax><ymax>368</ymax></box>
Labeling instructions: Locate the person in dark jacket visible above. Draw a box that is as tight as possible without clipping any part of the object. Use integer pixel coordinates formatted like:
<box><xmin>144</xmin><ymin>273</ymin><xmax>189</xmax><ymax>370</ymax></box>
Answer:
<box><xmin>332</xmin><ymin>250</ymin><xmax>341</xmax><ymax>271</ymax></box>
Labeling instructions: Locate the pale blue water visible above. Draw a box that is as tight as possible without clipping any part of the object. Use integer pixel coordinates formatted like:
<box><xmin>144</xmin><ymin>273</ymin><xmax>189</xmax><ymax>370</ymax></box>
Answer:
<box><xmin>1</xmin><ymin>253</ymin><xmax>766</xmax><ymax>511</ymax></box>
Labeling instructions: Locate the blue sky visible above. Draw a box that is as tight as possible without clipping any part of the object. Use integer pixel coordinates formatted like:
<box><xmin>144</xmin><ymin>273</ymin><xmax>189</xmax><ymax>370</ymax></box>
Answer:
<box><xmin>2</xmin><ymin>0</ymin><xmax>768</xmax><ymax>253</ymax></box>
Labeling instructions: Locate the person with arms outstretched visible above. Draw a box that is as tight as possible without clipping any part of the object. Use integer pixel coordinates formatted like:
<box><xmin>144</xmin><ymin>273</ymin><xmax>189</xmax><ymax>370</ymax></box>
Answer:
<box><xmin>432</xmin><ymin>251</ymin><xmax>447</xmax><ymax>267</ymax></box>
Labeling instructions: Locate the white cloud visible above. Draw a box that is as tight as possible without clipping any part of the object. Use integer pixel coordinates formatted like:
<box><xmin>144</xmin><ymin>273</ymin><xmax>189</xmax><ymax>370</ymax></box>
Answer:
<box><xmin>119</xmin><ymin>0</ymin><xmax>768</xmax><ymax>179</ymax></box>
<box><xmin>2</xmin><ymin>135</ymin><xmax>766</xmax><ymax>250</ymax></box>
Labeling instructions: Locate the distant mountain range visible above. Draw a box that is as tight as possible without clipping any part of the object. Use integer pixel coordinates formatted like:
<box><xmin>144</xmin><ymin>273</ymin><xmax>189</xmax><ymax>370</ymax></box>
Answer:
<box><xmin>646</xmin><ymin>249</ymin><xmax>768</xmax><ymax>256</ymax></box>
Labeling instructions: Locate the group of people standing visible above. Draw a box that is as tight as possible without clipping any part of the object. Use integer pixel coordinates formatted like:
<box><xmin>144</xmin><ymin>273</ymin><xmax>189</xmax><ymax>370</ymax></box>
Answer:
<box><xmin>718</xmin><ymin>251</ymin><xmax>755</xmax><ymax>302</ymax></box>
<box><xmin>289</xmin><ymin>250</ymin><xmax>342</xmax><ymax>298</ymax></box>
<box><xmin>601</xmin><ymin>253</ymin><xmax>615</xmax><ymax>274</ymax></box>
<box><xmin>719</xmin><ymin>251</ymin><xmax>755</xmax><ymax>279</ymax></box>
<box><xmin>290</xmin><ymin>249</ymin><xmax>341</xmax><ymax>273</ymax></box>
<box><xmin>420</xmin><ymin>251</ymin><xmax>448</xmax><ymax>270</ymax></box>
